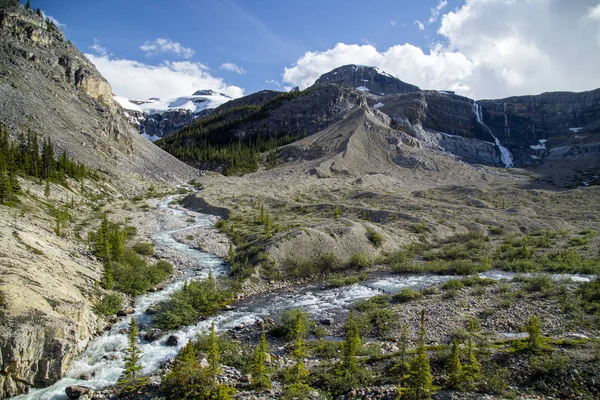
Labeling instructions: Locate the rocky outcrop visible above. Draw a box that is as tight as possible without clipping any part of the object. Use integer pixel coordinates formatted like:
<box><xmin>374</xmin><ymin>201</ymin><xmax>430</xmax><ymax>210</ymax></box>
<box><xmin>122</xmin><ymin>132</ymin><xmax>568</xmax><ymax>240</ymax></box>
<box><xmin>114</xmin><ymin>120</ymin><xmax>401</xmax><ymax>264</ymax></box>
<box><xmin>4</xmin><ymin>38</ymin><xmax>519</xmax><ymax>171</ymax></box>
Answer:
<box><xmin>313</xmin><ymin>64</ymin><xmax>420</xmax><ymax>94</ymax></box>
<box><xmin>143</xmin><ymin>109</ymin><xmax>197</xmax><ymax>139</ymax></box>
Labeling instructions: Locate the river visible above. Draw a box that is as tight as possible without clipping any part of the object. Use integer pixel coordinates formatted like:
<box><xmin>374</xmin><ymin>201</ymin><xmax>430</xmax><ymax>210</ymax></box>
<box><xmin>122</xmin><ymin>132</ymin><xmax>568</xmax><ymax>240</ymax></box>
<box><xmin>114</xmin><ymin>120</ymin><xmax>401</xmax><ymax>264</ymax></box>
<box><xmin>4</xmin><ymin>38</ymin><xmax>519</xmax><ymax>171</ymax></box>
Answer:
<box><xmin>16</xmin><ymin>195</ymin><xmax>596</xmax><ymax>399</ymax></box>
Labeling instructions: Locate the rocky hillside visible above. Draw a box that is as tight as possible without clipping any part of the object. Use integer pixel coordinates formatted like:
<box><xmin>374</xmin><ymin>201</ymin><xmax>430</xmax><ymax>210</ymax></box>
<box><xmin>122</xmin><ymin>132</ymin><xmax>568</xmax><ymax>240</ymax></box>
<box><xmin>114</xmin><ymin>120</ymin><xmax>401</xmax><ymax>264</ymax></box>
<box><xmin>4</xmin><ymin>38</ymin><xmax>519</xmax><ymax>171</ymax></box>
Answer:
<box><xmin>0</xmin><ymin>0</ymin><xmax>197</xmax><ymax>193</ymax></box>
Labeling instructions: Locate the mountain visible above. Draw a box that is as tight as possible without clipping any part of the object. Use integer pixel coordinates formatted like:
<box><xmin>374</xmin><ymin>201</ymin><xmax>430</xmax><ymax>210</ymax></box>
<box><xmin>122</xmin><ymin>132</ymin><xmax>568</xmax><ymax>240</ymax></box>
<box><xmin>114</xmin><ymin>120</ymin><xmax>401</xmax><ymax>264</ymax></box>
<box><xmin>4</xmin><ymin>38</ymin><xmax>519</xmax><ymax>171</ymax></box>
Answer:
<box><xmin>313</xmin><ymin>64</ymin><xmax>421</xmax><ymax>94</ymax></box>
<box><xmin>115</xmin><ymin>90</ymin><xmax>233</xmax><ymax>141</ymax></box>
<box><xmin>0</xmin><ymin>0</ymin><xmax>196</xmax><ymax>192</ymax></box>
<box><xmin>160</xmin><ymin>64</ymin><xmax>600</xmax><ymax>186</ymax></box>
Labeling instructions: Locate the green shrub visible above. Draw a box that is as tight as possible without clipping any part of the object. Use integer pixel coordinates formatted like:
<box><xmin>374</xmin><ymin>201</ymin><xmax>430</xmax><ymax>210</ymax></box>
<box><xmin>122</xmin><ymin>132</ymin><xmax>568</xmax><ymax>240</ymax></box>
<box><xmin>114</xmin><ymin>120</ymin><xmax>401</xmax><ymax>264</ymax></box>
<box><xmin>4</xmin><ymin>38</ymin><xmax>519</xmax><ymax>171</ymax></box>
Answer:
<box><xmin>94</xmin><ymin>293</ymin><xmax>123</xmax><ymax>316</ymax></box>
<box><xmin>346</xmin><ymin>252</ymin><xmax>372</xmax><ymax>269</ymax></box>
<box><xmin>328</xmin><ymin>272</ymin><xmax>368</xmax><ymax>288</ymax></box>
<box><xmin>442</xmin><ymin>279</ymin><xmax>464</xmax><ymax>291</ymax></box>
<box><xmin>514</xmin><ymin>274</ymin><xmax>555</xmax><ymax>295</ymax></box>
<box><xmin>285</xmin><ymin>253</ymin><xmax>340</xmax><ymax>278</ymax></box>
<box><xmin>132</xmin><ymin>242</ymin><xmax>154</xmax><ymax>256</ymax></box>
<box><xmin>111</xmin><ymin>250</ymin><xmax>172</xmax><ymax>296</ymax></box>
<box><xmin>154</xmin><ymin>275</ymin><xmax>230</xmax><ymax>329</ymax></box>
<box><xmin>393</xmin><ymin>287</ymin><xmax>422</xmax><ymax>303</ymax></box>
<box><xmin>529</xmin><ymin>353</ymin><xmax>571</xmax><ymax>380</ymax></box>
<box><xmin>366</xmin><ymin>229</ymin><xmax>385</xmax><ymax>248</ymax></box>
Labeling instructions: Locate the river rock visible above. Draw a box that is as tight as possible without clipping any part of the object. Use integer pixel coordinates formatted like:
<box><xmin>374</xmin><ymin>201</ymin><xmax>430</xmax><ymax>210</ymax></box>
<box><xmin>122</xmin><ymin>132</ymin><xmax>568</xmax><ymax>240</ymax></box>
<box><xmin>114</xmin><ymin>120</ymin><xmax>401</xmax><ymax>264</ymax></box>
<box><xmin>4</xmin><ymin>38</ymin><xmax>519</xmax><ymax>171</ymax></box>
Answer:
<box><xmin>145</xmin><ymin>307</ymin><xmax>157</xmax><ymax>315</ymax></box>
<box><xmin>65</xmin><ymin>385</ymin><xmax>94</xmax><ymax>399</ymax></box>
<box><xmin>319</xmin><ymin>318</ymin><xmax>332</xmax><ymax>325</ymax></box>
<box><xmin>166</xmin><ymin>335</ymin><xmax>179</xmax><ymax>346</ymax></box>
<box><xmin>144</xmin><ymin>329</ymin><xmax>163</xmax><ymax>342</ymax></box>
<box><xmin>117</xmin><ymin>308</ymin><xmax>134</xmax><ymax>317</ymax></box>
<box><xmin>79</xmin><ymin>374</ymin><xmax>90</xmax><ymax>381</ymax></box>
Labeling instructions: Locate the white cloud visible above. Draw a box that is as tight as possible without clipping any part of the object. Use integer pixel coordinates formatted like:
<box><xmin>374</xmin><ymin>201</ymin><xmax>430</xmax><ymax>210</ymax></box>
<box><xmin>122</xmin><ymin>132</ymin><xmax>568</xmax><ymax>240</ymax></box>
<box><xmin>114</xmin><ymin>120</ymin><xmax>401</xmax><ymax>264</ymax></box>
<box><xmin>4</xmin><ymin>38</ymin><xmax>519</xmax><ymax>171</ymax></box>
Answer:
<box><xmin>89</xmin><ymin>38</ymin><xmax>107</xmax><ymax>57</ymax></box>
<box><xmin>428</xmin><ymin>0</ymin><xmax>448</xmax><ymax>24</ymax></box>
<box><xmin>589</xmin><ymin>4</ymin><xmax>600</xmax><ymax>20</ymax></box>
<box><xmin>85</xmin><ymin>53</ymin><xmax>244</xmax><ymax>100</ymax></box>
<box><xmin>414</xmin><ymin>20</ymin><xmax>425</xmax><ymax>31</ymax></box>
<box><xmin>390</xmin><ymin>20</ymin><xmax>397</xmax><ymax>27</ymax></box>
<box><xmin>139</xmin><ymin>38</ymin><xmax>195</xmax><ymax>59</ymax></box>
<box><xmin>283</xmin><ymin>0</ymin><xmax>600</xmax><ymax>99</ymax></box>
<box><xmin>220</xmin><ymin>62</ymin><xmax>246</xmax><ymax>74</ymax></box>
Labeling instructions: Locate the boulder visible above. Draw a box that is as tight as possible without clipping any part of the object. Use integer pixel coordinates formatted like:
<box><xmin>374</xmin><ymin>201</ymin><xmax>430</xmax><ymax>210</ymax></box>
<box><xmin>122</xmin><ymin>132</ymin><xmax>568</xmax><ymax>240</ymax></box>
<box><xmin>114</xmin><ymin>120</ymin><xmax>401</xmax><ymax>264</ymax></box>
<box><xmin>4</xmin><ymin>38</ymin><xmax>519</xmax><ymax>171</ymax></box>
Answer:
<box><xmin>117</xmin><ymin>308</ymin><xmax>134</xmax><ymax>317</ymax></box>
<box><xmin>144</xmin><ymin>328</ymin><xmax>163</xmax><ymax>342</ymax></box>
<box><xmin>165</xmin><ymin>335</ymin><xmax>179</xmax><ymax>346</ymax></box>
<box><xmin>65</xmin><ymin>385</ymin><xmax>94</xmax><ymax>399</ymax></box>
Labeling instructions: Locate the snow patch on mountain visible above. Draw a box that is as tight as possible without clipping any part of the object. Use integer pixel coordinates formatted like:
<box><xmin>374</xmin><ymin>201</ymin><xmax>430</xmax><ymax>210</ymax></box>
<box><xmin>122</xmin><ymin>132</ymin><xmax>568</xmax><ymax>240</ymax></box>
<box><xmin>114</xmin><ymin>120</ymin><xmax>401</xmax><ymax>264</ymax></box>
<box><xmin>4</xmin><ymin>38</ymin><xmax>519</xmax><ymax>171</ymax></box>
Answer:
<box><xmin>114</xmin><ymin>90</ymin><xmax>232</xmax><ymax>115</ymax></box>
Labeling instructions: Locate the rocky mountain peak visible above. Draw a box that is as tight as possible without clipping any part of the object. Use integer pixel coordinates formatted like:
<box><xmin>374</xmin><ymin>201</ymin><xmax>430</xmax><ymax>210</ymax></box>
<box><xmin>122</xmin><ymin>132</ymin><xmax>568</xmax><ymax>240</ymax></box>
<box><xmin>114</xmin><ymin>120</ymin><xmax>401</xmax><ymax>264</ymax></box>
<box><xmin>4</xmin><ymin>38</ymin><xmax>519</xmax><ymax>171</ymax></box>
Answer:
<box><xmin>313</xmin><ymin>64</ymin><xmax>421</xmax><ymax>95</ymax></box>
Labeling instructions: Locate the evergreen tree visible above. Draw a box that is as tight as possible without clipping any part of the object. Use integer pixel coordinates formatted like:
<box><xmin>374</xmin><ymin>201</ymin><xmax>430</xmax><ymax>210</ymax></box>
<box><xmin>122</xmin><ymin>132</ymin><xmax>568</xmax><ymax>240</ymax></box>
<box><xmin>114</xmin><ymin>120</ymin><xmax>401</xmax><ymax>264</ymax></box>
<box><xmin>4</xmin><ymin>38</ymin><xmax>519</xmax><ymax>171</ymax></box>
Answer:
<box><xmin>44</xmin><ymin>178</ymin><xmax>50</xmax><ymax>198</ymax></box>
<box><xmin>446</xmin><ymin>339</ymin><xmax>462</xmax><ymax>390</ymax></box>
<box><xmin>109</xmin><ymin>228</ymin><xmax>125</xmax><ymax>262</ymax></box>
<box><xmin>284</xmin><ymin>309</ymin><xmax>311</xmax><ymax>399</ymax></box>
<box><xmin>94</xmin><ymin>215</ymin><xmax>112</xmax><ymax>261</ymax></box>
<box><xmin>103</xmin><ymin>262</ymin><xmax>115</xmax><ymax>290</ymax></box>
<box><xmin>119</xmin><ymin>317</ymin><xmax>143</xmax><ymax>386</ymax></box>
<box><xmin>207</xmin><ymin>321</ymin><xmax>221</xmax><ymax>378</ymax></box>
<box><xmin>339</xmin><ymin>310</ymin><xmax>360</xmax><ymax>378</ymax></box>
<box><xmin>461</xmin><ymin>320</ymin><xmax>481</xmax><ymax>391</ymax></box>
<box><xmin>521</xmin><ymin>315</ymin><xmax>550</xmax><ymax>353</ymax></box>
<box><xmin>396</xmin><ymin>324</ymin><xmax>410</xmax><ymax>399</ymax></box>
<box><xmin>25</xmin><ymin>0</ymin><xmax>31</xmax><ymax>11</ymax></box>
<box><xmin>252</xmin><ymin>324</ymin><xmax>272</xmax><ymax>389</ymax></box>
<box><xmin>0</xmin><ymin>167</ymin><xmax>12</xmax><ymax>204</ymax></box>
<box><xmin>405</xmin><ymin>310</ymin><xmax>434</xmax><ymax>400</ymax></box>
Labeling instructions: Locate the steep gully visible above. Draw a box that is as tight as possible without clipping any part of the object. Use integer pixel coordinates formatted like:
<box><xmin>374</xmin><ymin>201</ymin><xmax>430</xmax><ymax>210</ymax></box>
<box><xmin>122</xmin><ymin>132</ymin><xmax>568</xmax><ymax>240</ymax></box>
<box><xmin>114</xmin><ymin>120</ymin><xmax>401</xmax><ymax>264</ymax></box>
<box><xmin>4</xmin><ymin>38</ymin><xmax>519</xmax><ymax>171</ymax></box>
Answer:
<box><xmin>16</xmin><ymin>194</ymin><xmax>593</xmax><ymax>399</ymax></box>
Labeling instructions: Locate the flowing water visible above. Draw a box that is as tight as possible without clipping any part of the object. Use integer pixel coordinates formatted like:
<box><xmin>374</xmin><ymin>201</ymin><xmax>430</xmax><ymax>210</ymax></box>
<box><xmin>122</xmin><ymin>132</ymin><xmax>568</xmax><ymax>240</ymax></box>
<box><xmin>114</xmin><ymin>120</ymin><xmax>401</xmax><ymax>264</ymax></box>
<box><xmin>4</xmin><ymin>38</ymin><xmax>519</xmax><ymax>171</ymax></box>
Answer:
<box><xmin>17</xmin><ymin>197</ymin><xmax>595</xmax><ymax>399</ymax></box>
<box><xmin>473</xmin><ymin>102</ymin><xmax>514</xmax><ymax>168</ymax></box>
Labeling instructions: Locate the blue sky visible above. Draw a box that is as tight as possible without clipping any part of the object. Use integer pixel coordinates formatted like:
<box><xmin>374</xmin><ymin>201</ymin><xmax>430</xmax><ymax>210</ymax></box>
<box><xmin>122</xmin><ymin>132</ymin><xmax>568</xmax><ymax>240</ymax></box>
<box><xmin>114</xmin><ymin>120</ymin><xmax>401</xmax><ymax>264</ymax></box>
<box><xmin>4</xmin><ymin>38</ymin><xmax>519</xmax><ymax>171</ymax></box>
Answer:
<box><xmin>34</xmin><ymin>0</ymin><xmax>600</xmax><ymax>100</ymax></box>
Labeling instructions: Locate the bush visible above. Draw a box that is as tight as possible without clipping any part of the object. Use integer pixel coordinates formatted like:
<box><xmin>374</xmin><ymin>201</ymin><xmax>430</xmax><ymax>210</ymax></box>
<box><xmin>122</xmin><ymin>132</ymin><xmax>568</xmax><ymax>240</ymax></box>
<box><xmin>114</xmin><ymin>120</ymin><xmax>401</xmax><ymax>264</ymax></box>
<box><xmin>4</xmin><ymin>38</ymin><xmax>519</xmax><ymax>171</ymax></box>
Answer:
<box><xmin>346</xmin><ymin>252</ymin><xmax>372</xmax><ymax>269</ymax></box>
<box><xmin>328</xmin><ymin>272</ymin><xmax>368</xmax><ymax>288</ymax></box>
<box><xmin>529</xmin><ymin>353</ymin><xmax>571</xmax><ymax>380</ymax></box>
<box><xmin>366</xmin><ymin>229</ymin><xmax>385</xmax><ymax>248</ymax></box>
<box><xmin>442</xmin><ymin>279</ymin><xmax>464</xmax><ymax>290</ymax></box>
<box><xmin>285</xmin><ymin>253</ymin><xmax>340</xmax><ymax>278</ymax></box>
<box><xmin>154</xmin><ymin>275</ymin><xmax>231</xmax><ymax>329</ymax></box>
<box><xmin>94</xmin><ymin>293</ymin><xmax>123</xmax><ymax>316</ymax></box>
<box><xmin>514</xmin><ymin>274</ymin><xmax>555</xmax><ymax>295</ymax></box>
<box><xmin>132</xmin><ymin>242</ymin><xmax>154</xmax><ymax>256</ymax></box>
<box><xmin>111</xmin><ymin>250</ymin><xmax>172</xmax><ymax>296</ymax></box>
<box><xmin>393</xmin><ymin>287</ymin><xmax>422</xmax><ymax>303</ymax></box>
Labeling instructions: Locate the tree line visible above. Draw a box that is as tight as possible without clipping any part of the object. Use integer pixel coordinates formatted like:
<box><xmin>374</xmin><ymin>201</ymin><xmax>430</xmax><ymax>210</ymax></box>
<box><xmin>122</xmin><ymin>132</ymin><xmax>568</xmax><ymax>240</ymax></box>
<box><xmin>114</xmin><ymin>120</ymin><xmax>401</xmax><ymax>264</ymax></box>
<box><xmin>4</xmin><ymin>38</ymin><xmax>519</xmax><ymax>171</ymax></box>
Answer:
<box><xmin>0</xmin><ymin>124</ymin><xmax>90</xmax><ymax>204</ymax></box>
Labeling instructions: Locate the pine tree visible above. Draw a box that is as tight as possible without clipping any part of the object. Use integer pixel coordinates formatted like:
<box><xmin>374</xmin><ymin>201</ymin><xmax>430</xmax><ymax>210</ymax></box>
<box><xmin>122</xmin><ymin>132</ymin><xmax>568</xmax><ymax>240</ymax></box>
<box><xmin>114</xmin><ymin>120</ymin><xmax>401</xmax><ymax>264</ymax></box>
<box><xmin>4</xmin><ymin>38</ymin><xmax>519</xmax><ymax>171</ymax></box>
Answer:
<box><xmin>284</xmin><ymin>309</ymin><xmax>311</xmax><ymax>399</ymax></box>
<box><xmin>207</xmin><ymin>321</ymin><xmax>221</xmax><ymax>378</ymax></box>
<box><xmin>521</xmin><ymin>315</ymin><xmax>550</xmax><ymax>353</ymax></box>
<box><xmin>252</xmin><ymin>324</ymin><xmax>272</xmax><ymax>389</ymax></box>
<box><xmin>396</xmin><ymin>324</ymin><xmax>410</xmax><ymax>399</ymax></box>
<box><xmin>405</xmin><ymin>310</ymin><xmax>434</xmax><ymax>400</ymax></box>
<box><xmin>25</xmin><ymin>0</ymin><xmax>31</xmax><ymax>11</ymax></box>
<box><xmin>103</xmin><ymin>262</ymin><xmax>115</xmax><ymax>290</ymax></box>
<box><xmin>109</xmin><ymin>228</ymin><xmax>125</xmax><ymax>262</ymax></box>
<box><xmin>340</xmin><ymin>310</ymin><xmax>360</xmax><ymax>378</ymax></box>
<box><xmin>119</xmin><ymin>317</ymin><xmax>143</xmax><ymax>386</ymax></box>
<box><xmin>44</xmin><ymin>178</ymin><xmax>50</xmax><ymax>198</ymax></box>
<box><xmin>0</xmin><ymin>167</ymin><xmax>12</xmax><ymax>204</ymax></box>
<box><xmin>334</xmin><ymin>206</ymin><xmax>341</xmax><ymax>220</ymax></box>
<box><xmin>461</xmin><ymin>320</ymin><xmax>481</xmax><ymax>390</ymax></box>
<box><xmin>446</xmin><ymin>339</ymin><xmax>462</xmax><ymax>390</ymax></box>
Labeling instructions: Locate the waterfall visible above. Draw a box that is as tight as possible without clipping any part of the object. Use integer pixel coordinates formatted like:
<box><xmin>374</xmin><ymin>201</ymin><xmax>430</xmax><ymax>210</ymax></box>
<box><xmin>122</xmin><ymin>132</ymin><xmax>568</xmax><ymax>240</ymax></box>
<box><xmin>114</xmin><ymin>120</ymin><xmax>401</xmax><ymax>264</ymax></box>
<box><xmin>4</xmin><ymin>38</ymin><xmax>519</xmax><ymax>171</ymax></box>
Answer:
<box><xmin>473</xmin><ymin>102</ymin><xmax>514</xmax><ymax>168</ymax></box>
